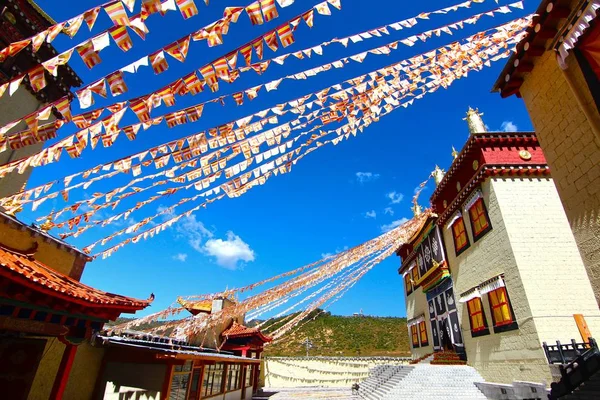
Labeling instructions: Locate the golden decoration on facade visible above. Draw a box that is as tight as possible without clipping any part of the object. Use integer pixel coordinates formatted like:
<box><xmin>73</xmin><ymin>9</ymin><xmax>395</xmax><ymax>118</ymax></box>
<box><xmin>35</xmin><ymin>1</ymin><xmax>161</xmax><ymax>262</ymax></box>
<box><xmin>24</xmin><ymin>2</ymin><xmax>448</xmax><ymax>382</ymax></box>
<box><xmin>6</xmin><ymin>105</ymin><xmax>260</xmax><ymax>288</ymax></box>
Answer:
<box><xmin>519</xmin><ymin>150</ymin><xmax>532</xmax><ymax>160</ymax></box>
<box><xmin>473</xmin><ymin>160</ymin><xmax>479</xmax><ymax>170</ymax></box>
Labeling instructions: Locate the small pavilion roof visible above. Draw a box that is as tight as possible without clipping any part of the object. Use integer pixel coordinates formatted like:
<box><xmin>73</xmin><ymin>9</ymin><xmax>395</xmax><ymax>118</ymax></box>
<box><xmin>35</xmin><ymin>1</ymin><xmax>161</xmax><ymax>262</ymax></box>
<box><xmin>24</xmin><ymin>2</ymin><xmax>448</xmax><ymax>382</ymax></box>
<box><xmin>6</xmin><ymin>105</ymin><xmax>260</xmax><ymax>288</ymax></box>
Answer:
<box><xmin>222</xmin><ymin>321</ymin><xmax>273</xmax><ymax>343</ymax></box>
<box><xmin>0</xmin><ymin>243</ymin><xmax>151</xmax><ymax>311</ymax></box>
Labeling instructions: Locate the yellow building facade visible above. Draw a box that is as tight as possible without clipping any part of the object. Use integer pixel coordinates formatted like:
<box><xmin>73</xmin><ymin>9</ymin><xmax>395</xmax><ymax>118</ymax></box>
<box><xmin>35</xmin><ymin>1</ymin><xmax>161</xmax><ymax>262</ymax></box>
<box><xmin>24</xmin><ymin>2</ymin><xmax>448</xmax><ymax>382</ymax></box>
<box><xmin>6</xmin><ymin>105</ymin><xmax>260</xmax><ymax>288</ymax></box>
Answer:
<box><xmin>492</xmin><ymin>0</ymin><xmax>600</xmax><ymax>305</ymax></box>
<box><xmin>398</xmin><ymin>113</ymin><xmax>600</xmax><ymax>385</ymax></box>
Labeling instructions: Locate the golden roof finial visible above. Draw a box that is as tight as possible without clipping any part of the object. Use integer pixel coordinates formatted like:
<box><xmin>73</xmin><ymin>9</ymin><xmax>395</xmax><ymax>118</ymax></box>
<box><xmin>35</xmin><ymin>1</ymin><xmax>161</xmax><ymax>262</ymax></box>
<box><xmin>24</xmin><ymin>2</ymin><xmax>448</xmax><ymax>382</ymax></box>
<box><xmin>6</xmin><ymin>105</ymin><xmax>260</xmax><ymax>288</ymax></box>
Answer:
<box><xmin>411</xmin><ymin>203</ymin><xmax>423</xmax><ymax>217</ymax></box>
<box><xmin>3</xmin><ymin>198</ymin><xmax>22</xmax><ymax>216</ymax></box>
<box><xmin>39</xmin><ymin>211</ymin><xmax>54</xmax><ymax>232</ymax></box>
<box><xmin>462</xmin><ymin>107</ymin><xmax>487</xmax><ymax>135</ymax></box>
<box><xmin>431</xmin><ymin>165</ymin><xmax>446</xmax><ymax>186</ymax></box>
<box><xmin>452</xmin><ymin>146</ymin><xmax>459</xmax><ymax>159</ymax></box>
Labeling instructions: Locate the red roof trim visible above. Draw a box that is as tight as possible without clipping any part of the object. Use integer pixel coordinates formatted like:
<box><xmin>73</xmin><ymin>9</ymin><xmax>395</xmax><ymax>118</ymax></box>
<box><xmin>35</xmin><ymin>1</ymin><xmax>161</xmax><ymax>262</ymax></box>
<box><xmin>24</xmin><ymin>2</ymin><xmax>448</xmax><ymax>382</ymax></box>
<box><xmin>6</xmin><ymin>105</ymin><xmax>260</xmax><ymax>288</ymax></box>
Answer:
<box><xmin>435</xmin><ymin>165</ymin><xmax>551</xmax><ymax>225</ymax></box>
<box><xmin>0</xmin><ymin>247</ymin><xmax>151</xmax><ymax>311</ymax></box>
<box><xmin>221</xmin><ymin>322</ymin><xmax>273</xmax><ymax>343</ymax></box>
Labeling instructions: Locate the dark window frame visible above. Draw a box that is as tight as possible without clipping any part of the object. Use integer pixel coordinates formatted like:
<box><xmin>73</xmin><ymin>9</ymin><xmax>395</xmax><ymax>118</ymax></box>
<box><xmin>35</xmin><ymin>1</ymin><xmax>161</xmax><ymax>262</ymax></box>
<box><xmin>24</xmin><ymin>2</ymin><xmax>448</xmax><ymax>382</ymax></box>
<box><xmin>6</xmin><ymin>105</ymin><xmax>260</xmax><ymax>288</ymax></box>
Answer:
<box><xmin>418</xmin><ymin>321</ymin><xmax>429</xmax><ymax>347</ymax></box>
<box><xmin>411</xmin><ymin>324</ymin><xmax>420</xmax><ymax>348</ymax></box>
<box><xmin>466</xmin><ymin>297</ymin><xmax>490</xmax><ymax>338</ymax></box>
<box><xmin>488</xmin><ymin>286</ymin><xmax>519</xmax><ymax>334</ymax></box>
<box><xmin>468</xmin><ymin>198</ymin><xmax>493</xmax><ymax>242</ymax></box>
<box><xmin>451</xmin><ymin>217</ymin><xmax>470</xmax><ymax>256</ymax></box>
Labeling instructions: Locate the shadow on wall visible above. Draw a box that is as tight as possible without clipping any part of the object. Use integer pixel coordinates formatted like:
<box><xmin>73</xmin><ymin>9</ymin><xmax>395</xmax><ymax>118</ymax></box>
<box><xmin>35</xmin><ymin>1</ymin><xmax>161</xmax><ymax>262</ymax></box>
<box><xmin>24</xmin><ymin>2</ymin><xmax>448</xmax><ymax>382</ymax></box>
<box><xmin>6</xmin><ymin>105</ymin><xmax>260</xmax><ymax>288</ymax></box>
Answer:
<box><xmin>570</xmin><ymin>208</ymin><xmax>600</xmax><ymax>306</ymax></box>
<box><xmin>111</xmin><ymin>385</ymin><xmax>159</xmax><ymax>400</ymax></box>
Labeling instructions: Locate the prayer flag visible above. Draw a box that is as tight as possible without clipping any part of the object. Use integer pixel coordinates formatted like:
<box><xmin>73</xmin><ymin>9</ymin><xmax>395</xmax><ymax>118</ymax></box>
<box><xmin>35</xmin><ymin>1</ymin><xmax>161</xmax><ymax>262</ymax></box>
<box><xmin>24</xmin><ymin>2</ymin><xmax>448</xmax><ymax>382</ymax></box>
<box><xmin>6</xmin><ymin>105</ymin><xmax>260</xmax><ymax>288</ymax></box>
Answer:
<box><xmin>109</xmin><ymin>26</ymin><xmax>133</xmax><ymax>52</ymax></box>
<box><xmin>104</xmin><ymin>2</ymin><xmax>130</xmax><ymax>26</ymax></box>
<box><xmin>260</xmin><ymin>0</ymin><xmax>278</xmax><ymax>22</ymax></box>
<box><xmin>28</xmin><ymin>65</ymin><xmax>47</xmax><ymax>92</ymax></box>
<box><xmin>277</xmin><ymin>24</ymin><xmax>295</xmax><ymax>47</ymax></box>
<box><xmin>246</xmin><ymin>2</ymin><xmax>264</xmax><ymax>25</ymax></box>
<box><xmin>149</xmin><ymin>50</ymin><xmax>169</xmax><ymax>74</ymax></box>
<box><xmin>142</xmin><ymin>0</ymin><xmax>162</xmax><ymax>15</ymax></box>
<box><xmin>107</xmin><ymin>71</ymin><xmax>128</xmax><ymax>96</ymax></box>
<box><xmin>176</xmin><ymin>0</ymin><xmax>199</xmax><ymax>19</ymax></box>
<box><xmin>77</xmin><ymin>41</ymin><xmax>102</xmax><ymax>69</ymax></box>
<box><xmin>84</xmin><ymin>8</ymin><xmax>101</xmax><ymax>30</ymax></box>
<box><xmin>164</xmin><ymin>36</ymin><xmax>190</xmax><ymax>62</ymax></box>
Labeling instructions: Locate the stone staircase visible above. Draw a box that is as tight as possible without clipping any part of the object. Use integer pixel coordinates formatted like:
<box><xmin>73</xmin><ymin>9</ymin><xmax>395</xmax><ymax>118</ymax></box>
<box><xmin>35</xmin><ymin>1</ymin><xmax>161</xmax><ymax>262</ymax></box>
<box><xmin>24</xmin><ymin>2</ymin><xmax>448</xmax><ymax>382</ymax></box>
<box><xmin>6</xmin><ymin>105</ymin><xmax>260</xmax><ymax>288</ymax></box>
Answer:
<box><xmin>357</xmin><ymin>364</ymin><xmax>486</xmax><ymax>400</ymax></box>
<box><xmin>430</xmin><ymin>350</ymin><xmax>467</xmax><ymax>365</ymax></box>
<box><xmin>357</xmin><ymin>365</ymin><xmax>414</xmax><ymax>400</ymax></box>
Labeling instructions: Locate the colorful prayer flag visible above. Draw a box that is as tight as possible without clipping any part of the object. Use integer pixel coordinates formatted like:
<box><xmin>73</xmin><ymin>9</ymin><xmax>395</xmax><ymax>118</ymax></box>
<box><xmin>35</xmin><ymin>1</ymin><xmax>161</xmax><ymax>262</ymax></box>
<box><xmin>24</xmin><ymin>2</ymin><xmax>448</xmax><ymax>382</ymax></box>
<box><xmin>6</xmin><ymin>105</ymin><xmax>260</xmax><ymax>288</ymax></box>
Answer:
<box><xmin>109</xmin><ymin>26</ymin><xmax>133</xmax><ymax>52</ymax></box>
<box><xmin>104</xmin><ymin>2</ymin><xmax>130</xmax><ymax>26</ymax></box>
<box><xmin>277</xmin><ymin>24</ymin><xmax>295</xmax><ymax>47</ymax></box>
<box><xmin>176</xmin><ymin>0</ymin><xmax>199</xmax><ymax>19</ymax></box>
<box><xmin>149</xmin><ymin>50</ymin><xmax>169</xmax><ymax>74</ymax></box>
<box><xmin>246</xmin><ymin>2</ymin><xmax>264</xmax><ymax>25</ymax></box>
<box><xmin>77</xmin><ymin>41</ymin><xmax>102</xmax><ymax>69</ymax></box>
<box><xmin>260</xmin><ymin>0</ymin><xmax>278</xmax><ymax>22</ymax></box>
<box><xmin>28</xmin><ymin>65</ymin><xmax>47</xmax><ymax>92</ymax></box>
<box><xmin>107</xmin><ymin>71</ymin><xmax>128</xmax><ymax>96</ymax></box>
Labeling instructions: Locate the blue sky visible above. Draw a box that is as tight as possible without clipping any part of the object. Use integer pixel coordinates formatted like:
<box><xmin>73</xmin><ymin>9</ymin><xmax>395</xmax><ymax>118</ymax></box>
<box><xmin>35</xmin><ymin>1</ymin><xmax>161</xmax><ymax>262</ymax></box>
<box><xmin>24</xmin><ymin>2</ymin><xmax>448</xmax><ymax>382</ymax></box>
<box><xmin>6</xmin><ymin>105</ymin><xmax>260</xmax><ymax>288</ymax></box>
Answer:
<box><xmin>24</xmin><ymin>0</ymin><xmax>536</xmax><ymax>319</ymax></box>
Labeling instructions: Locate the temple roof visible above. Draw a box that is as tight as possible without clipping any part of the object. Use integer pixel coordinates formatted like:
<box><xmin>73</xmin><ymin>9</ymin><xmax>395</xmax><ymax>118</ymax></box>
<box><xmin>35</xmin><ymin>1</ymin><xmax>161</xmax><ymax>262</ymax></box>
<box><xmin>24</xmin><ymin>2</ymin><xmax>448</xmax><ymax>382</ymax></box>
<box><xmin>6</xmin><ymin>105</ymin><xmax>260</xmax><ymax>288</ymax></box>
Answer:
<box><xmin>491</xmin><ymin>0</ymin><xmax>574</xmax><ymax>97</ymax></box>
<box><xmin>222</xmin><ymin>321</ymin><xmax>273</xmax><ymax>343</ymax></box>
<box><xmin>0</xmin><ymin>243</ymin><xmax>152</xmax><ymax>311</ymax></box>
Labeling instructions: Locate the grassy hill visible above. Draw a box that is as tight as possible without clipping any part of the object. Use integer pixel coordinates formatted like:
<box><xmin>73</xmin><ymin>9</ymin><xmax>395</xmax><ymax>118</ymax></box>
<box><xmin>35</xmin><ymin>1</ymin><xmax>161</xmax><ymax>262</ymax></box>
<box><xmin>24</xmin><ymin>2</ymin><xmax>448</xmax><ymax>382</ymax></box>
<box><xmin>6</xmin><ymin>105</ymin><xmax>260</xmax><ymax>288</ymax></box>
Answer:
<box><xmin>110</xmin><ymin>311</ymin><xmax>410</xmax><ymax>357</ymax></box>
<box><xmin>262</xmin><ymin>311</ymin><xmax>410</xmax><ymax>357</ymax></box>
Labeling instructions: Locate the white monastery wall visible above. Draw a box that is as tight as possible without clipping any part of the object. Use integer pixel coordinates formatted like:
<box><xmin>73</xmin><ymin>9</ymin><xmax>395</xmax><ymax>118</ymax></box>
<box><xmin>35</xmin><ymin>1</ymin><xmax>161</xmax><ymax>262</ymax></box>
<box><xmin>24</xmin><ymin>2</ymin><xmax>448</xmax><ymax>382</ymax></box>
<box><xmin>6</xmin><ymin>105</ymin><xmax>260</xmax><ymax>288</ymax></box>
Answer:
<box><xmin>443</xmin><ymin>179</ymin><xmax>551</xmax><ymax>384</ymax></box>
<box><xmin>263</xmin><ymin>357</ymin><xmax>409</xmax><ymax>388</ymax></box>
<box><xmin>0</xmin><ymin>86</ymin><xmax>48</xmax><ymax>198</ymax></box>
<box><xmin>493</xmin><ymin>178</ymin><xmax>600</xmax><ymax>344</ymax></box>
<box><xmin>405</xmin><ymin>285</ymin><xmax>434</xmax><ymax>358</ymax></box>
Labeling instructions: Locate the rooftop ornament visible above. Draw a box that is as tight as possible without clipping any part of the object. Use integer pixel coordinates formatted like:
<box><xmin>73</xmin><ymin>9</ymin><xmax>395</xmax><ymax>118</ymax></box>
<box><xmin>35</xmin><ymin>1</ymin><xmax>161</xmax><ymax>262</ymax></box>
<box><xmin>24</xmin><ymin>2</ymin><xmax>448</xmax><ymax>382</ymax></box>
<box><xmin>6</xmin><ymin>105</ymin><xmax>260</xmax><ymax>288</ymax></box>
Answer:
<box><xmin>463</xmin><ymin>107</ymin><xmax>487</xmax><ymax>135</ymax></box>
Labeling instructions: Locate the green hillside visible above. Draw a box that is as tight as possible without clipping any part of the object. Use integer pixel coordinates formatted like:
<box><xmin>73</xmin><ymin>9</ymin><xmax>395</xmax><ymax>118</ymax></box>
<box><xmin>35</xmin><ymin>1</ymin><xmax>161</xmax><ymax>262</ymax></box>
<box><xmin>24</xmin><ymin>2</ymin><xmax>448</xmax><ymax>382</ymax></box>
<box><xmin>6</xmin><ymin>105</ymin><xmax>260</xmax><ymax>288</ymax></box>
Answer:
<box><xmin>110</xmin><ymin>311</ymin><xmax>410</xmax><ymax>357</ymax></box>
<box><xmin>262</xmin><ymin>311</ymin><xmax>410</xmax><ymax>357</ymax></box>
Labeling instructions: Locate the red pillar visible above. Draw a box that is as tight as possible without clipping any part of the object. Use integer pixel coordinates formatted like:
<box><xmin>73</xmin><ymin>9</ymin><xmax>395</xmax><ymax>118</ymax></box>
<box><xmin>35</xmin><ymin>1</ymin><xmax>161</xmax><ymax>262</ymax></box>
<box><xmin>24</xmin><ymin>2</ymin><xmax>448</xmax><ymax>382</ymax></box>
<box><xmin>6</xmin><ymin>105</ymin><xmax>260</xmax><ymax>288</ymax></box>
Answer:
<box><xmin>50</xmin><ymin>343</ymin><xmax>78</xmax><ymax>400</ymax></box>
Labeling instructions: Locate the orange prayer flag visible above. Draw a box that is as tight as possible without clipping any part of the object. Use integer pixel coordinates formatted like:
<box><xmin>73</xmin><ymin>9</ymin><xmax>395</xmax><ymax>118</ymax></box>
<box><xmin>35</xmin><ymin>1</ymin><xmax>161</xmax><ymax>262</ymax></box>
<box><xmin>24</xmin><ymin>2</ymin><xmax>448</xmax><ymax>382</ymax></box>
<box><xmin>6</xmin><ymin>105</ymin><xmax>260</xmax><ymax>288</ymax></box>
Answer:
<box><xmin>176</xmin><ymin>0</ymin><xmax>199</xmax><ymax>19</ymax></box>
<box><xmin>104</xmin><ymin>2</ymin><xmax>130</xmax><ymax>26</ymax></box>
<box><xmin>246</xmin><ymin>2</ymin><xmax>264</xmax><ymax>25</ymax></box>
<box><xmin>149</xmin><ymin>50</ymin><xmax>169</xmax><ymax>74</ymax></box>
<box><xmin>277</xmin><ymin>24</ymin><xmax>295</xmax><ymax>47</ymax></box>
<box><xmin>76</xmin><ymin>41</ymin><xmax>102</xmax><ymax>69</ymax></box>
<box><xmin>264</xmin><ymin>31</ymin><xmax>278</xmax><ymax>52</ymax></box>
<box><xmin>107</xmin><ymin>71</ymin><xmax>128</xmax><ymax>96</ymax></box>
<box><xmin>28</xmin><ymin>65</ymin><xmax>47</xmax><ymax>92</ymax></box>
<box><xmin>84</xmin><ymin>8</ymin><xmax>101</xmax><ymax>30</ymax></box>
<box><xmin>260</xmin><ymin>0</ymin><xmax>278</xmax><ymax>22</ymax></box>
<box><xmin>109</xmin><ymin>26</ymin><xmax>133</xmax><ymax>52</ymax></box>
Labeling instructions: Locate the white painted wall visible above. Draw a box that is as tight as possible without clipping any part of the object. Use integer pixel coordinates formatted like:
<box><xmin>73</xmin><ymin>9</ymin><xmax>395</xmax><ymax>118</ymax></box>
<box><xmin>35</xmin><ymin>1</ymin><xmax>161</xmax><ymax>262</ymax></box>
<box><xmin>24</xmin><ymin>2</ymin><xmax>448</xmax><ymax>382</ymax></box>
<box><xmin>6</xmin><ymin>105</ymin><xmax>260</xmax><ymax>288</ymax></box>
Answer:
<box><xmin>263</xmin><ymin>357</ymin><xmax>408</xmax><ymax>388</ymax></box>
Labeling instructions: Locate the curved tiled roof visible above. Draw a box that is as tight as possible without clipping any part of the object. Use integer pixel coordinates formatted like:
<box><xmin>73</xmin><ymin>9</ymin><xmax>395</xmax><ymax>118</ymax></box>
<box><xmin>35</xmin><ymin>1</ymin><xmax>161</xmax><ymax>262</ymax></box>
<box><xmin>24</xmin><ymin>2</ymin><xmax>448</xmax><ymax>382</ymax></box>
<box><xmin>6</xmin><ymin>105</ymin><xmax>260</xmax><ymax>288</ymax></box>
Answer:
<box><xmin>222</xmin><ymin>322</ymin><xmax>273</xmax><ymax>342</ymax></box>
<box><xmin>0</xmin><ymin>245</ymin><xmax>151</xmax><ymax>310</ymax></box>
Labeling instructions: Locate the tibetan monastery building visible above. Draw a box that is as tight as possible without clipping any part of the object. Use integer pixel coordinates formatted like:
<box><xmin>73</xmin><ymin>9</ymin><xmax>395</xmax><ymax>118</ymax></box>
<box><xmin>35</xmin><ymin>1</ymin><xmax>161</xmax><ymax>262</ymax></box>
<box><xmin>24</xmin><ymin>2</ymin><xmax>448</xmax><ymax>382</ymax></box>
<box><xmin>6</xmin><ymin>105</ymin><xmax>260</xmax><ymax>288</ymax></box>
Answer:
<box><xmin>0</xmin><ymin>210</ymin><xmax>152</xmax><ymax>399</ymax></box>
<box><xmin>492</xmin><ymin>0</ymin><xmax>600</xmax><ymax>306</ymax></box>
<box><xmin>95</xmin><ymin>297</ymin><xmax>271</xmax><ymax>400</ymax></box>
<box><xmin>0</xmin><ymin>0</ymin><xmax>82</xmax><ymax>198</ymax></box>
<box><xmin>397</xmin><ymin>109</ymin><xmax>600</xmax><ymax>384</ymax></box>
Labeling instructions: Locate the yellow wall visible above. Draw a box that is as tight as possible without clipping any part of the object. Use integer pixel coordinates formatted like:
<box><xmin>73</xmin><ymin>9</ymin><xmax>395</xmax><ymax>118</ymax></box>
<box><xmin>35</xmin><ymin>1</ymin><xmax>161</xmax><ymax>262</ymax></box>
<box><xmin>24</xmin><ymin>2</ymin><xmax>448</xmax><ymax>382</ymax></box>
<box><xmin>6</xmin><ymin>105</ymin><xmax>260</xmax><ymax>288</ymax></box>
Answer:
<box><xmin>443</xmin><ymin>180</ymin><xmax>551</xmax><ymax>384</ymax></box>
<box><xmin>519</xmin><ymin>37</ymin><xmax>600</xmax><ymax>306</ymax></box>
<box><xmin>0</xmin><ymin>86</ymin><xmax>46</xmax><ymax>199</ymax></box>
<box><xmin>263</xmin><ymin>357</ymin><xmax>407</xmax><ymax>388</ymax></box>
<box><xmin>0</xmin><ymin>217</ymin><xmax>78</xmax><ymax>277</ymax></box>
<box><xmin>404</xmin><ymin>284</ymin><xmax>434</xmax><ymax>359</ymax></box>
<box><xmin>63</xmin><ymin>343</ymin><xmax>105</xmax><ymax>400</ymax></box>
<box><xmin>27</xmin><ymin>338</ymin><xmax>65</xmax><ymax>400</ymax></box>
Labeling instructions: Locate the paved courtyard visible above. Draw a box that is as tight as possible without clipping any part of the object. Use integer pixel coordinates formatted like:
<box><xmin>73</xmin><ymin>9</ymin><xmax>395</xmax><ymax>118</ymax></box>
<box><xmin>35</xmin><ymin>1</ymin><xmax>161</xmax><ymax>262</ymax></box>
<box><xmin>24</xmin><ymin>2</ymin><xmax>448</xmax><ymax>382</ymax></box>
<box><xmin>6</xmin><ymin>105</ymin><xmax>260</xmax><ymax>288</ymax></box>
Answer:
<box><xmin>254</xmin><ymin>387</ymin><xmax>358</xmax><ymax>399</ymax></box>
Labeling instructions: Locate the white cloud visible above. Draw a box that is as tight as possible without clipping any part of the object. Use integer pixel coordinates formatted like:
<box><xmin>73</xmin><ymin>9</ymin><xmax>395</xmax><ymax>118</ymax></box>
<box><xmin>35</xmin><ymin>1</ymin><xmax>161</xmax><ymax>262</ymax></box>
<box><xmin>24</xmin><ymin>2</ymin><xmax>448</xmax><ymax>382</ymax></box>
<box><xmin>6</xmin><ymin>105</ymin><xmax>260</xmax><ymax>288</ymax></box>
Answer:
<box><xmin>203</xmin><ymin>232</ymin><xmax>255</xmax><ymax>270</ymax></box>
<box><xmin>321</xmin><ymin>245</ymin><xmax>348</xmax><ymax>259</ymax></box>
<box><xmin>386</xmin><ymin>191</ymin><xmax>404</xmax><ymax>204</ymax></box>
<box><xmin>158</xmin><ymin>205</ymin><xmax>213</xmax><ymax>252</ymax></box>
<box><xmin>381</xmin><ymin>218</ymin><xmax>409</xmax><ymax>233</ymax></box>
<box><xmin>356</xmin><ymin>172</ymin><xmax>380</xmax><ymax>183</ymax></box>
<box><xmin>173</xmin><ymin>253</ymin><xmax>188</xmax><ymax>262</ymax></box>
<box><xmin>365</xmin><ymin>210</ymin><xmax>377</xmax><ymax>219</ymax></box>
<box><xmin>384</xmin><ymin>207</ymin><xmax>394</xmax><ymax>216</ymax></box>
<box><xmin>501</xmin><ymin>121</ymin><xmax>518</xmax><ymax>132</ymax></box>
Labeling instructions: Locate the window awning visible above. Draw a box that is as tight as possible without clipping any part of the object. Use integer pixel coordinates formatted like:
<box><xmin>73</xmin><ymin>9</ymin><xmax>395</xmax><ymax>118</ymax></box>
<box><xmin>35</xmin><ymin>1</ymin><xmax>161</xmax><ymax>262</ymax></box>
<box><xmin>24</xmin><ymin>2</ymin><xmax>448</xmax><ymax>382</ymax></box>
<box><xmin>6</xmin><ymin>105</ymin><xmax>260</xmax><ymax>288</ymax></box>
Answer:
<box><xmin>459</xmin><ymin>275</ymin><xmax>505</xmax><ymax>303</ymax></box>
<box><xmin>557</xmin><ymin>0</ymin><xmax>600</xmax><ymax>68</ymax></box>
<box><xmin>407</xmin><ymin>314</ymin><xmax>425</xmax><ymax>326</ymax></box>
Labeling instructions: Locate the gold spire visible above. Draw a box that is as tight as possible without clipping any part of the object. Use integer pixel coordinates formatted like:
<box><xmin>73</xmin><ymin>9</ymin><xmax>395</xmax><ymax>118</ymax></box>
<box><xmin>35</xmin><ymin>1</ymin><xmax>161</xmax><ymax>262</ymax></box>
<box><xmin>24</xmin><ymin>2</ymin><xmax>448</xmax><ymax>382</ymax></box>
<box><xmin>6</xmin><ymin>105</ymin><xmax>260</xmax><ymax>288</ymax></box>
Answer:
<box><xmin>431</xmin><ymin>165</ymin><xmax>446</xmax><ymax>186</ymax></box>
<box><xmin>411</xmin><ymin>203</ymin><xmax>423</xmax><ymax>217</ymax></box>
<box><xmin>463</xmin><ymin>107</ymin><xmax>487</xmax><ymax>135</ymax></box>
<box><xmin>39</xmin><ymin>214</ymin><xmax>54</xmax><ymax>232</ymax></box>
<box><xmin>452</xmin><ymin>146</ymin><xmax>459</xmax><ymax>159</ymax></box>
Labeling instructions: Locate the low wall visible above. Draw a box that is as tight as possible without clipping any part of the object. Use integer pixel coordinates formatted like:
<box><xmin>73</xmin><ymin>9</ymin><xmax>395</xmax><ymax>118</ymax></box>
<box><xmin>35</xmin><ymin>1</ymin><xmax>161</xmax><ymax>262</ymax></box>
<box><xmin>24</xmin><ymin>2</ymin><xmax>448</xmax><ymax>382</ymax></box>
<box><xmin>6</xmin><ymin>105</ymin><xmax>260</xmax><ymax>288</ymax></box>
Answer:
<box><xmin>263</xmin><ymin>356</ymin><xmax>410</xmax><ymax>388</ymax></box>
